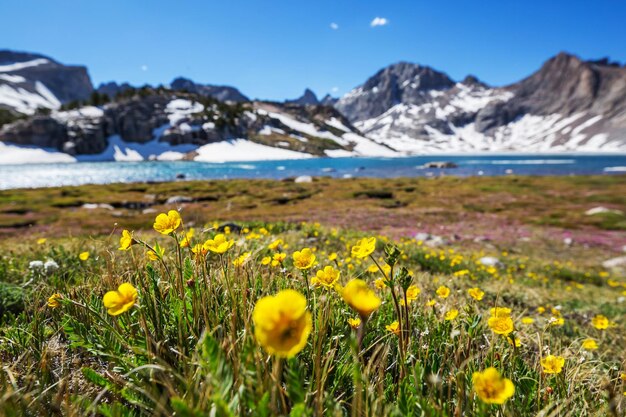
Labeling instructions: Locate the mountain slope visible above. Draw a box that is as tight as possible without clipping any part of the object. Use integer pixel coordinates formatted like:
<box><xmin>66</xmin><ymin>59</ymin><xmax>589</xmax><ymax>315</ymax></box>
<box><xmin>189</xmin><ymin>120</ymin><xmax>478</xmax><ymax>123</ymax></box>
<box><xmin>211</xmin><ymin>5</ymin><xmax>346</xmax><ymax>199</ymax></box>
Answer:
<box><xmin>0</xmin><ymin>89</ymin><xmax>395</xmax><ymax>163</ymax></box>
<box><xmin>336</xmin><ymin>54</ymin><xmax>626</xmax><ymax>152</ymax></box>
<box><xmin>0</xmin><ymin>50</ymin><xmax>93</xmax><ymax>115</ymax></box>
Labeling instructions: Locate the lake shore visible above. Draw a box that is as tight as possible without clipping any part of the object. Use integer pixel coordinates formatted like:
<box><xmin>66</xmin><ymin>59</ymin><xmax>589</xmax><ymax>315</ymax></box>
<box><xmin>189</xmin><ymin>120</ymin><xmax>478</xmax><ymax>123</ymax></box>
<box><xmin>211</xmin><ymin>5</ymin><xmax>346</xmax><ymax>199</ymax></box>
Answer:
<box><xmin>2</xmin><ymin>175</ymin><xmax>625</xmax><ymax>265</ymax></box>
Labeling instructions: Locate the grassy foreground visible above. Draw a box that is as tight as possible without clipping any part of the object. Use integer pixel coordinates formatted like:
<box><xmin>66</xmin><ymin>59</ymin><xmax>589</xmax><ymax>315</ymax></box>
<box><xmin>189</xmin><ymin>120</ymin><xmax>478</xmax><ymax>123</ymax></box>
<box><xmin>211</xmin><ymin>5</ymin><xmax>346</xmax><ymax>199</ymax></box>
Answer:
<box><xmin>0</xmin><ymin>176</ymin><xmax>625</xmax><ymax>416</ymax></box>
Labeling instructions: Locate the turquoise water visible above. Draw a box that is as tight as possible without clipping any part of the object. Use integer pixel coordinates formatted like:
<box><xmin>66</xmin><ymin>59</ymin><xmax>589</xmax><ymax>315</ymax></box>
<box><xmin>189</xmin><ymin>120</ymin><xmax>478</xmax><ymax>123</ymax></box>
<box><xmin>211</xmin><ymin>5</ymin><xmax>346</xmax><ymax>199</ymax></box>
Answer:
<box><xmin>1</xmin><ymin>154</ymin><xmax>625</xmax><ymax>189</ymax></box>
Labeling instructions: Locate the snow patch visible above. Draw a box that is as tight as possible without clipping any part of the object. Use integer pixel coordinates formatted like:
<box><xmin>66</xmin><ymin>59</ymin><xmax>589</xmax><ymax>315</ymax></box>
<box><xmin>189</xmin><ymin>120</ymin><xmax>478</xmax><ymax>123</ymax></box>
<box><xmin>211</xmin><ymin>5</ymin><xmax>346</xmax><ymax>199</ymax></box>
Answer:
<box><xmin>194</xmin><ymin>139</ymin><xmax>312</xmax><ymax>162</ymax></box>
<box><xmin>0</xmin><ymin>142</ymin><xmax>76</xmax><ymax>164</ymax></box>
<box><xmin>0</xmin><ymin>58</ymin><xmax>50</xmax><ymax>72</ymax></box>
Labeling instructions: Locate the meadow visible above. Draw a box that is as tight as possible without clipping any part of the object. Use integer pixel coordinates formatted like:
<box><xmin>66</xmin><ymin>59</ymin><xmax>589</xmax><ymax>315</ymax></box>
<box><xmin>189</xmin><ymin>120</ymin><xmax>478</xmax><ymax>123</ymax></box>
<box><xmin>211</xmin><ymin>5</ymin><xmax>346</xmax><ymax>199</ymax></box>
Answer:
<box><xmin>0</xmin><ymin>175</ymin><xmax>625</xmax><ymax>416</ymax></box>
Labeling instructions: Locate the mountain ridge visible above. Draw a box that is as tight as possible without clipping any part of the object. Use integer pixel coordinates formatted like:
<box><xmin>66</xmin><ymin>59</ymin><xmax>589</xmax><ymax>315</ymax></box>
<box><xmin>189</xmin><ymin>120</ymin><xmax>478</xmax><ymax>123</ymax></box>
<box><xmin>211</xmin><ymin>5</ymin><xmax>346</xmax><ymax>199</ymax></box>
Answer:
<box><xmin>1</xmin><ymin>49</ymin><xmax>625</xmax><ymax>157</ymax></box>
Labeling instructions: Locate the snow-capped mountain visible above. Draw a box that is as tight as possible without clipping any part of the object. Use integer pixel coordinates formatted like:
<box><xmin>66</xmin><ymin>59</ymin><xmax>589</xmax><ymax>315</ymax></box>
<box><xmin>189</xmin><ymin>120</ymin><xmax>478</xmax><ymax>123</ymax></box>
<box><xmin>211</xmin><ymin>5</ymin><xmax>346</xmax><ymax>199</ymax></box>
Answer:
<box><xmin>0</xmin><ymin>88</ymin><xmax>394</xmax><ymax>163</ymax></box>
<box><xmin>0</xmin><ymin>51</ymin><xmax>93</xmax><ymax>115</ymax></box>
<box><xmin>1</xmin><ymin>49</ymin><xmax>625</xmax><ymax>162</ymax></box>
<box><xmin>335</xmin><ymin>53</ymin><xmax>626</xmax><ymax>152</ymax></box>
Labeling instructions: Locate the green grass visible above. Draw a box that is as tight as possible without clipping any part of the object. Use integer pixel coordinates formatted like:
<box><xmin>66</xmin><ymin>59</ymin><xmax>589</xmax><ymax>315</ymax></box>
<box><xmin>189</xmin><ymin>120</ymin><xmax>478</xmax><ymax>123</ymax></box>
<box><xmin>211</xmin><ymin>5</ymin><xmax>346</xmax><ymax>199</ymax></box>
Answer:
<box><xmin>0</xmin><ymin>218</ymin><xmax>624</xmax><ymax>416</ymax></box>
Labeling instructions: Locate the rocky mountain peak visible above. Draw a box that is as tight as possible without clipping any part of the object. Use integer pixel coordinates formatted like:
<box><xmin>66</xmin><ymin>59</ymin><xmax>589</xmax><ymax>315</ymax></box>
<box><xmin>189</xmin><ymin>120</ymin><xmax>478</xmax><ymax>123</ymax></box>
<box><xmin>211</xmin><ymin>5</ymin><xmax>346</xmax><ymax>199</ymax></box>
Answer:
<box><xmin>286</xmin><ymin>88</ymin><xmax>319</xmax><ymax>105</ymax></box>
<box><xmin>0</xmin><ymin>49</ymin><xmax>94</xmax><ymax>114</ymax></box>
<box><xmin>320</xmin><ymin>94</ymin><xmax>338</xmax><ymax>106</ymax></box>
<box><xmin>461</xmin><ymin>75</ymin><xmax>488</xmax><ymax>88</ymax></box>
<box><xmin>510</xmin><ymin>51</ymin><xmax>626</xmax><ymax>117</ymax></box>
<box><xmin>335</xmin><ymin>61</ymin><xmax>455</xmax><ymax>122</ymax></box>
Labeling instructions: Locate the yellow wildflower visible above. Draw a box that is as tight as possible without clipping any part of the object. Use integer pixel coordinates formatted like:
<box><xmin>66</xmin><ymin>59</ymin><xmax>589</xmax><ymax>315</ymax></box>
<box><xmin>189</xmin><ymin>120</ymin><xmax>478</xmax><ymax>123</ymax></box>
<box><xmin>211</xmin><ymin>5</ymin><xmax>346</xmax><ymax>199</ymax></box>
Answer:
<box><xmin>252</xmin><ymin>289</ymin><xmax>312</xmax><ymax>358</ymax></box>
<box><xmin>233</xmin><ymin>252</ymin><xmax>251</xmax><ymax>267</ymax></box>
<box><xmin>268</xmin><ymin>239</ymin><xmax>283</xmax><ymax>251</ymax></box>
<box><xmin>37</xmin><ymin>238</ymin><xmax>47</xmax><ymax>245</ymax></box>
<box><xmin>203</xmin><ymin>234</ymin><xmax>234</xmax><ymax>254</ymax></box>
<box><xmin>374</xmin><ymin>277</ymin><xmax>388</xmax><ymax>289</ymax></box>
<box><xmin>192</xmin><ymin>243</ymin><xmax>207</xmax><ymax>256</ymax></box>
<box><xmin>351</xmin><ymin>237</ymin><xmax>376</xmax><ymax>259</ymax></box>
<box><xmin>591</xmin><ymin>315</ymin><xmax>610</xmax><ymax>330</ymax></box>
<box><xmin>118</xmin><ymin>230</ymin><xmax>135</xmax><ymax>251</ymax></box>
<box><xmin>153</xmin><ymin>210</ymin><xmax>181</xmax><ymax>235</ymax></box>
<box><xmin>541</xmin><ymin>355</ymin><xmax>565</xmax><ymax>374</ymax></box>
<box><xmin>472</xmin><ymin>368</ymin><xmax>515</xmax><ymax>404</ymax></box>
<box><xmin>179</xmin><ymin>228</ymin><xmax>195</xmax><ymax>248</ymax></box>
<box><xmin>436</xmin><ymin>286</ymin><xmax>450</xmax><ymax>299</ymax></box>
<box><xmin>445</xmin><ymin>309</ymin><xmax>459</xmax><ymax>321</ymax></box>
<box><xmin>312</xmin><ymin>265</ymin><xmax>340</xmax><ymax>289</ymax></box>
<box><xmin>401</xmin><ymin>285</ymin><xmax>421</xmax><ymax>306</ymax></box>
<box><xmin>293</xmin><ymin>248</ymin><xmax>316</xmax><ymax>270</ymax></box>
<box><xmin>103</xmin><ymin>283</ymin><xmax>138</xmax><ymax>316</ymax></box>
<box><xmin>490</xmin><ymin>307</ymin><xmax>512</xmax><ymax>318</ymax></box>
<box><xmin>468</xmin><ymin>287</ymin><xmax>484</xmax><ymax>301</ymax></box>
<box><xmin>581</xmin><ymin>339</ymin><xmax>598</xmax><ymax>350</ymax></box>
<box><xmin>348</xmin><ymin>317</ymin><xmax>361</xmax><ymax>329</ymax></box>
<box><xmin>521</xmin><ymin>317</ymin><xmax>535</xmax><ymax>325</ymax></box>
<box><xmin>386</xmin><ymin>321</ymin><xmax>400</xmax><ymax>336</ymax></box>
<box><xmin>261</xmin><ymin>256</ymin><xmax>271</xmax><ymax>265</ymax></box>
<box><xmin>341</xmin><ymin>279</ymin><xmax>381</xmax><ymax>319</ymax></box>
<box><xmin>47</xmin><ymin>293</ymin><xmax>62</xmax><ymax>308</ymax></box>
<box><xmin>272</xmin><ymin>252</ymin><xmax>287</xmax><ymax>267</ymax></box>
<box><xmin>79</xmin><ymin>251</ymin><xmax>90</xmax><ymax>261</ymax></box>
<box><xmin>550</xmin><ymin>317</ymin><xmax>564</xmax><ymax>327</ymax></box>
<box><xmin>488</xmin><ymin>316</ymin><xmax>514</xmax><ymax>335</ymax></box>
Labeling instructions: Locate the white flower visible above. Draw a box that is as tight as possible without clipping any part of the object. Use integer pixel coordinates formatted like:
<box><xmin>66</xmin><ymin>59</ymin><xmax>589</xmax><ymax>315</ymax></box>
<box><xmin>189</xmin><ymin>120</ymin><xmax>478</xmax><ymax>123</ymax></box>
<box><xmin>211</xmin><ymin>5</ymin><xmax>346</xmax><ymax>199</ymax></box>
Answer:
<box><xmin>29</xmin><ymin>260</ymin><xmax>44</xmax><ymax>271</ymax></box>
<box><xmin>44</xmin><ymin>260</ymin><xmax>59</xmax><ymax>274</ymax></box>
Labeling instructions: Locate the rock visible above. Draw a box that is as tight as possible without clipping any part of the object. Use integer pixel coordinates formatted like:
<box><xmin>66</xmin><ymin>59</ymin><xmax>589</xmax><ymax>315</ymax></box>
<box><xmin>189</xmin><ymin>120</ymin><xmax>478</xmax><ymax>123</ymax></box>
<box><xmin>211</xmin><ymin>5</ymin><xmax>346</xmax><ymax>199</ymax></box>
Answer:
<box><xmin>414</xmin><ymin>232</ymin><xmax>447</xmax><ymax>247</ymax></box>
<box><xmin>602</xmin><ymin>256</ymin><xmax>626</xmax><ymax>270</ymax></box>
<box><xmin>142</xmin><ymin>208</ymin><xmax>157</xmax><ymax>214</ymax></box>
<box><xmin>294</xmin><ymin>175</ymin><xmax>313</xmax><ymax>183</ymax></box>
<box><xmin>96</xmin><ymin>81</ymin><xmax>133</xmax><ymax>98</ymax></box>
<box><xmin>218</xmin><ymin>222</ymin><xmax>243</xmax><ymax>233</ymax></box>
<box><xmin>176</xmin><ymin>173</ymin><xmax>186</xmax><ymax>179</ymax></box>
<box><xmin>478</xmin><ymin>256</ymin><xmax>500</xmax><ymax>267</ymax></box>
<box><xmin>585</xmin><ymin>206</ymin><xmax>624</xmax><ymax>216</ymax></box>
<box><xmin>166</xmin><ymin>196</ymin><xmax>193</xmax><ymax>204</ymax></box>
<box><xmin>422</xmin><ymin>161</ymin><xmax>458</xmax><ymax>169</ymax></box>
<box><xmin>81</xmin><ymin>203</ymin><xmax>114</xmax><ymax>210</ymax></box>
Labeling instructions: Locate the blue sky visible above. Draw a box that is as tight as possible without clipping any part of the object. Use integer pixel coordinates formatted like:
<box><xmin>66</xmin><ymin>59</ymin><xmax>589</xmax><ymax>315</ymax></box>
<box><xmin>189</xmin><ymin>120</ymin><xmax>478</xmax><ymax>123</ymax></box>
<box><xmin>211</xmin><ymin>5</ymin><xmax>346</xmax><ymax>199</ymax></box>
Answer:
<box><xmin>1</xmin><ymin>0</ymin><xmax>625</xmax><ymax>101</ymax></box>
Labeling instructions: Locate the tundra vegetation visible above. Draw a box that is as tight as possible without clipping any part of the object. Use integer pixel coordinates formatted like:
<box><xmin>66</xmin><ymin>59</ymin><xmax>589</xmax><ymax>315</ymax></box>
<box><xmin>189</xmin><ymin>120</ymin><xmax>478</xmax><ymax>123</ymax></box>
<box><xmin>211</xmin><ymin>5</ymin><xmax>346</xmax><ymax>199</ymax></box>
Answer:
<box><xmin>0</xmin><ymin>175</ymin><xmax>625</xmax><ymax>416</ymax></box>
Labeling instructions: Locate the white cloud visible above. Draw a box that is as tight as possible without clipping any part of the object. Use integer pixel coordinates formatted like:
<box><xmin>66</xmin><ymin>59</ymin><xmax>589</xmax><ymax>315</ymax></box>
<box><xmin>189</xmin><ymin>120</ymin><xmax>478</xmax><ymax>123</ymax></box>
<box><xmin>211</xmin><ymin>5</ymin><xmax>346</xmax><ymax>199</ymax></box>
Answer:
<box><xmin>331</xmin><ymin>86</ymin><xmax>339</xmax><ymax>93</ymax></box>
<box><xmin>141</xmin><ymin>65</ymin><xmax>148</xmax><ymax>71</ymax></box>
<box><xmin>370</xmin><ymin>17</ymin><xmax>388</xmax><ymax>27</ymax></box>
<box><xmin>330</xmin><ymin>22</ymin><xmax>339</xmax><ymax>30</ymax></box>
